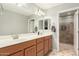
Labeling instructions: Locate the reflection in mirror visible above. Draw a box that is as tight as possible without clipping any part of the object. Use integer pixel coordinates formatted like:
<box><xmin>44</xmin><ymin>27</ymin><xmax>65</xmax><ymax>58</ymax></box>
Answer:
<box><xmin>51</xmin><ymin>26</ymin><xmax>56</xmax><ymax>32</ymax></box>
<box><xmin>29</xmin><ymin>19</ymin><xmax>35</xmax><ymax>33</ymax></box>
<box><xmin>44</xmin><ymin>20</ymin><xmax>48</xmax><ymax>30</ymax></box>
<box><xmin>34</xmin><ymin>26</ymin><xmax>38</xmax><ymax>32</ymax></box>
<box><xmin>39</xmin><ymin>20</ymin><xmax>43</xmax><ymax>30</ymax></box>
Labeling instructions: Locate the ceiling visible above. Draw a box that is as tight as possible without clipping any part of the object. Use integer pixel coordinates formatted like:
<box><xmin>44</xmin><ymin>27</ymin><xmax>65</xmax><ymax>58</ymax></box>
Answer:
<box><xmin>0</xmin><ymin>3</ymin><xmax>63</xmax><ymax>16</ymax></box>
<box><xmin>2</xmin><ymin>3</ymin><xmax>37</xmax><ymax>16</ymax></box>
<box><xmin>35</xmin><ymin>3</ymin><xmax>62</xmax><ymax>9</ymax></box>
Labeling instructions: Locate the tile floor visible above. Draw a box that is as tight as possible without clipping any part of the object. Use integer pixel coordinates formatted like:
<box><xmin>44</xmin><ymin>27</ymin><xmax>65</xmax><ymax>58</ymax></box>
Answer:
<box><xmin>49</xmin><ymin>43</ymin><xmax>76</xmax><ymax>56</ymax></box>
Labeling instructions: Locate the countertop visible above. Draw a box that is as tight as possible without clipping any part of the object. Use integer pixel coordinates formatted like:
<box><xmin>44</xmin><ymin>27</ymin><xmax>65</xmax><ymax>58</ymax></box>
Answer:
<box><xmin>0</xmin><ymin>32</ymin><xmax>52</xmax><ymax>48</ymax></box>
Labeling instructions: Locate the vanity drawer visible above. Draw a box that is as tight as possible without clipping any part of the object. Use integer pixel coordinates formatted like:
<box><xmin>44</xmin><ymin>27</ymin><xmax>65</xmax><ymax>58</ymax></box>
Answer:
<box><xmin>23</xmin><ymin>39</ymin><xmax>36</xmax><ymax>48</ymax></box>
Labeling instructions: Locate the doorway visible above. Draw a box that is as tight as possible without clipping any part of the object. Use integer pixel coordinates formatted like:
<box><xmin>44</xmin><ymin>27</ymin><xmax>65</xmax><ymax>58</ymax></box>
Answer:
<box><xmin>59</xmin><ymin>10</ymin><xmax>77</xmax><ymax>56</ymax></box>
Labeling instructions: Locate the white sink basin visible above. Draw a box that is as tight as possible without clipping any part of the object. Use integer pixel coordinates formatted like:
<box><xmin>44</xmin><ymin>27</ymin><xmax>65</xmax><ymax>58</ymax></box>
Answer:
<box><xmin>19</xmin><ymin>33</ymin><xmax>38</xmax><ymax>39</ymax></box>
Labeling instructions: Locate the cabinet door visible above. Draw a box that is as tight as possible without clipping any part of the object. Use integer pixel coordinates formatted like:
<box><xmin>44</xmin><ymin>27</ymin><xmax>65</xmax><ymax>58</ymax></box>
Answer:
<box><xmin>37</xmin><ymin>42</ymin><xmax>43</xmax><ymax>52</ymax></box>
<box><xmin>44</xmin><ymin>39</ymin><xmax>49</xmax><ymax>55</ymax></box>
<box><xmin>11</xmin><ymin>50</ymin><xmax>24</xmax><ymax>56</ymax></box>
<box><xmin>25</xmin><ymin>46</ymin><xmax>36</xmax><ymax>56</ymax></box>
<box><xmin>36</xmin><ymin>38</ymin><xmax>44</xmax><ymax>53</ymax></box>
<box><xmin>36</xmin><ymin>41</ymin><xmax>44</xmax><ymax>56</ymax></box>
<box><xmin>48</xmin><ymin>38</ymin><xmax>52</xmax><ymax>51</ymax></box>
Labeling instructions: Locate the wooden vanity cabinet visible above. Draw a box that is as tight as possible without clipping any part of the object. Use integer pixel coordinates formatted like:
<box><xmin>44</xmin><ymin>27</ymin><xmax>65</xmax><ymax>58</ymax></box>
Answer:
<box><xmin>44</xmin><ymin>36</ymin><xmax>52</xmax><ymax>55</ymax></box>
<box><xmin>0</xmin><ymin>35</ymin><xmax>52</xmax><ymax>56</ymax></box>
<box><xmin>36</xmin><ymin>36</ymin><xmax>52</xmax><ymax>56</ymax></box>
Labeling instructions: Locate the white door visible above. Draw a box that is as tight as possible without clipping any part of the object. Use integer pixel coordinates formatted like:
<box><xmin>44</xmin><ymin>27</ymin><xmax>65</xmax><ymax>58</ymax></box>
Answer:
<box><xmin>74</xmin><ymin>10</ymin><xmax>78</xmax><ymax>54</ymax></box>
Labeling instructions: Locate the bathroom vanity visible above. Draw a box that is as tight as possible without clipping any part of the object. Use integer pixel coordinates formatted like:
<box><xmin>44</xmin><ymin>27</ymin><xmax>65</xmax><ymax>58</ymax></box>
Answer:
<box><xmin>0</xmin><ymin>34</ymin><xmax>52</xmax><ymax>56</ymax></box>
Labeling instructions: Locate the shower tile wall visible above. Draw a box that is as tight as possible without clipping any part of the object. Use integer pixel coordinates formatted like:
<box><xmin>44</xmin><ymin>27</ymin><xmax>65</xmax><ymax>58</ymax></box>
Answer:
<box><xmin>60</xmin><ymin>22</ymin><xmax>74</xmax><ymax>44</ymax></box>
<box><xmin>59</xmin><ymin>16</ymin><xmax>74</xmax><ymax>45</ymax></box>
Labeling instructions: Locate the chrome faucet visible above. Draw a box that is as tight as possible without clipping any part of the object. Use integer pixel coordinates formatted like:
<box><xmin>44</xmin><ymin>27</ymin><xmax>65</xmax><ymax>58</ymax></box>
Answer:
<box><xmin>37</xmin><ymin>31</ymin><xmax>42</xmax><ymax>35</ymax></box>
<box><xmin>38</xmin><ymin>32</ymin><xmax>40</xmax><ymax>35</ymax></box>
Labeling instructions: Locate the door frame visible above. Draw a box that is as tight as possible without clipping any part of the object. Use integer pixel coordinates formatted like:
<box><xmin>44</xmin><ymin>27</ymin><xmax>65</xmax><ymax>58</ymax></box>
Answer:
<box><xmin>57</xmin><ymin>7</ymin><xmax>79</xmax><ymax>53</ymax></box>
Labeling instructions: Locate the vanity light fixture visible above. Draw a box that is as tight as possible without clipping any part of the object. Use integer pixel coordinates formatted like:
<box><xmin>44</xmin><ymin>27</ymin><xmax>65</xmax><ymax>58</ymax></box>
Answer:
<box><xmin>35</xmin><ymin>9</ymin><xmax>45</xmax><ymax>16</ymax></box>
